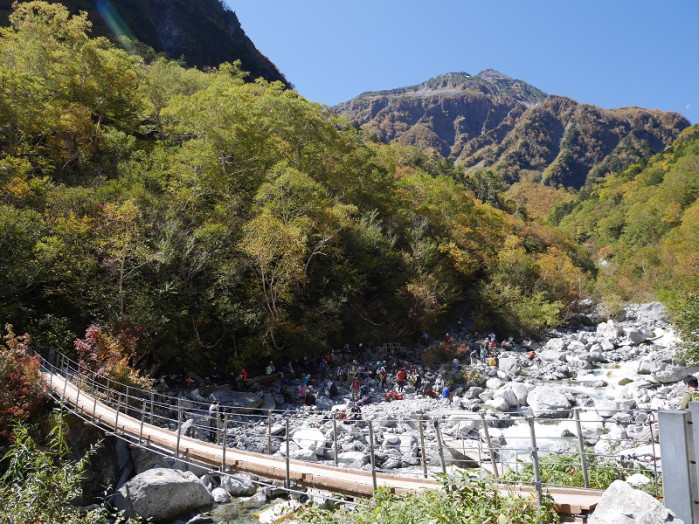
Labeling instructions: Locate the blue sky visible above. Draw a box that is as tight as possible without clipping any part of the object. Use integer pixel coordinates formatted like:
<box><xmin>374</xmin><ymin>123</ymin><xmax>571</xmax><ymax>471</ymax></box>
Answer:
<box><xmin>226</xmin><ymin>1</ymin><xmax>698</xmax><ymax>124</ymax></box>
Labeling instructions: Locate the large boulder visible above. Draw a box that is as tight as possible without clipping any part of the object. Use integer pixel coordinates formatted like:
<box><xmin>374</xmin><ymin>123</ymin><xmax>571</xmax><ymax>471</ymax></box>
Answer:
<box><xmin>113</xmin><ymin>468</ymin><xmax>213</xmax><ymax>523</ymax></box>
<box><xmin>494</xmin><ymin>386</ymin><xmax>519</xmax><ymax>407</ymax></box>
<box><xmin>526</xmin><ymin>386</ymin><xmax>571</xmax><ymax>418</ymax></box>
<box><xmin>212</xmin><ymin>390</ymin><xmax>264</xmax><ymax>410</ymax></box>
<box><xmin>220</xmin><ymin>473</ymin><xmax>257</xmax><ymax>497</ymax></box>
<box><xmin>623</xmin><ymin>327</ymin><xmax>653</xmax><ymax>345</ymax></box>
<box><xmin>651</xmin><ymin>365</ymin><xmax>689</xmax><ymax>384</ymax></box>
<box><xmin>597</xmin><ymin>320</ymin><xmax>622</xmax><ymax>340</ymax></box>
<box><xmin>588</xmin><ymin>480</ymin><xmax>683</xmax><ymax>523</ymax></box>
<box><xmin>545</xmin><ymin>338</ymin><xmax>568</xmax><ymax>352</ymax></box>
<box><xmin>634</xmin><ymin>302</ymin><xmax>667</xmax><ymax>323</ymax></box>
<box><xmin>498</xmin><ymin>357</ymin><xmax>522</xmax><ymax>376</ymax></box>
<box><xmin>511</xmin><ymin>383</ymin><xmax>533</xmax><ymax>406</ymax></box>
<box><xmin>292</xmin><ymin>428</ymin><xmax>328</xmax><ymax>453</ymax></box>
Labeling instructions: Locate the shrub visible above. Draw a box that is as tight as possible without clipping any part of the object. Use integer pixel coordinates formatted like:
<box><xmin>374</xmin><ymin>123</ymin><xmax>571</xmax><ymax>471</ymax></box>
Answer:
<box><xmin>506</xmin><ymin>452</ymin><xmax>656</xmax><ymax>493</ymax></box>
<box><xmin>74</xmin><ymin>324</ymin><xmax>153</xmax><ymax>391</ymax></box>
<box><xmin>298</xmin><ymin>471</ymin><xmax>559</xmax><ymax>524</ymax></box>
<box><xmin>0</xmin><ymin>324</ymin><xmax>47</xmax><ymax>441</ymax></box>
<box><xmin>0</xmin><ymin>419</ymin><xmax>142</xmax><ymax>523</ymax></box>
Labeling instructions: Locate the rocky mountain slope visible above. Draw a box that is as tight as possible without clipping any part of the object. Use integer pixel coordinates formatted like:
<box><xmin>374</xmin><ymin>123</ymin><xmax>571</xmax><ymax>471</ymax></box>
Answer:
<box><xmin>333</xmin><ymin>71</ymin><xmax>689</xmax><ymax>189</ymax></box>
<box><xmin>0</xmin><ymin>0</ymin><xmax>289</xmax><ymax>85</ymax></box>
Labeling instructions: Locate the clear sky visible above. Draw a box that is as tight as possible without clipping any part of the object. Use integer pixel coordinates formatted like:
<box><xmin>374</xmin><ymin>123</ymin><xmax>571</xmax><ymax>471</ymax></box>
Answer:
<box><xmin>225</xmin><ymin>1</ymin><xmax>698</xmax><ymax>124</ymax></box>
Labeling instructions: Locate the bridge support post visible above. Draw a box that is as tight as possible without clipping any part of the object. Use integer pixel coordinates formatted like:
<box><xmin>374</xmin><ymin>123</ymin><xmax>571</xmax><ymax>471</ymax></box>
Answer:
<box><xmin>333</xmin><ymin>417</ymin><xmax>339</xmax><ymax>467</ymax></box>
<box><xmin>527</xmin><ymin>417</ymin><xmax>543</xmax><ymax>508</ymax></box>
<box><xmin>175</xmin><ymin>399</ymin><xmax>183</xmax><ymax>459</ymax></box>
<box><xmin>125</xmin><ymin>386</ymin><xmax>130</xmax><ymax>418</ymax></box>
<box><xmin>75</xmin><ymin>374</ymin><xmax>82</xmax><ymax>413</ymax></box>
<box><xmin>139</xmin><ymin>399</ymin><xmax>147</xmax><ymax>444</ymax></box>
<box><xmin>267</xmin><ymin>411</ymin><xmax>272</xmax><ymax>455</ymax></box>
<box><xmin>368</xmin><ymin>421</ymin><xmax>378</xmax><ymax>491</ymax></box>
<box><xmin>61</xmin><ymin>371</ymin><xmax>68</xmax><ymax>405</ymax></box>
<box><xmin>114</xmin><ymin>393</ymin><xmax>121</xmax><ymax>433</ymax></box>
<box><xmin>221</xmin><ymin>413</ymin><xmax>228</xmax><ymax>471</ymax></box>
<box><xmin>149</xmin><ymin>392</ymin><xmax>154</xmax><ymax>425</ymax></box>
<box><xmin>418</xmin><ymin>417</ymin><xmax>428</xmax><ymax>478</ymax></box>
<box><xmin>659</xmin><ymin>409</ymin><xmax>697</xmax><ymax>524</ymax></box>
<box><xmin>648</xmin><ymin>417</ymin><xmax>660</xmax><ymax>498</ymax></box>
<box><xmin>285</xmin><ymin>419</ymin><xmax>290</xmax><ymax>489</ymax></box>
<box><xmin>573</xmin><ymin>408</ymin><xmax>589</xmax><ymax>488</ymax></box>
<box><xmin>480</xmin><ymin>412</ymin><xmax>499</xmax><ymax>479</ymax></box>
<box><xmin>434</xmin><ymin>420</ymin><xmax>447</xmax><ymax>476</ymax></box>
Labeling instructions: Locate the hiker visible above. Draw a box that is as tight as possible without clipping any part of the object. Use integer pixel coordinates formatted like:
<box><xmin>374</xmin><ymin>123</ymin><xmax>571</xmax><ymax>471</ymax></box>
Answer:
<box><xmin>680</xmin><ymin>375</ymin><xmax>699</xmax><ymax>409</ymax></box>
<box><xmin>208</xmin><ymin>400</ymin><xmax>220</xmax><ymax>441</ymax></box>
<box><xmin>396</xmin><ymin>367</ymin><xmax>407</xmax><ymax>393</ymax></box>
<box><xmin>351</xmin><ymin>376</ymin><xmax>361</xmax><ymax>400</ymax></box>
<box><xmin>434</xmin><ymin>374</ymin><xmax>445</xmax><ymax>393</ymax></box>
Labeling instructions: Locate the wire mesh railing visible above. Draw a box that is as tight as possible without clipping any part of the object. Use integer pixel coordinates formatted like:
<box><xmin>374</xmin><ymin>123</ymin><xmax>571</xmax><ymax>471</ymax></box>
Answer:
<box><xmin>39</xmin><ymin>350</ymin><xmax>660</xmax><ymax>504</ymax></box>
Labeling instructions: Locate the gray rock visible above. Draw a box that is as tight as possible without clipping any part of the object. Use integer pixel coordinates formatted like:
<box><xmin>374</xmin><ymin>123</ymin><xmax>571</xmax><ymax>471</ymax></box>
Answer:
<box><xmin>635</xmin><ymin>302</ymin><xmax>667</xmax><ymax>323</ymax></box>
<box><xmin>545</xmin><ymin>338</ymin><xmax>567</xmax><ymax>352</ymax></box>
<box><xmin>597</xmin><ymin>320</ymin><xmax>622</xmax><ymax>340</ymax></box>
<box><xmin>489</xmin><ymin>397</ymin><xmax>511</xmax><ymax>412</ymax></box>
<box><xmin>567</xmin><ymin>340</ymin><xmax>587</xmax><ymax>353</ymax></box>
<box><xmin>526</xmin><ymin>386</ymin><xmax>571</xmax><ymax>418</ymax></box>
<box><xmin>260</xmin><ymin>393</ymin><xmax>276</xmax><ymax>411</ymax></box>
<box><xmin>211</xmin><ymin>487</ymin><xmax>230</xmax><ymax>504</ymax></box>
<box><xmin>624</xmin><ymin>327</ymin><xmax>653</xmax><ymax>345</ymax></box>
<box><xmin>337</xmin><ymin>451</ymin><xmax>367</xmax><ymax>465</ymax></box>
<box><xmin>292</xmin><ymin>428</ymin><xmax>328</xmax><ymax>453</ymax></box>
<box><xmin>494</xmin><ymin>386</ymin><xmax>519</xmax><ymax>407</ymax></box>
<box><xmin>588</xmin><ymin>480</ymin><xmax>683</xmax><ymax>523</ymax></box>
<box><xmin>498</xmin><ymin>357</ymin><xmax>522</xmax><ymax>375</ymax></box>
<box><xmin>539</xmin><ymin>350</ymin><xmax>566</xmax><ymax>362</ymax></box>
<box><xmin>290</xmin><ymin>449</ymin><xmax>318</xmax><ymax>461</ymax></box>
<box><xmin>599</xmin><ymin>338</ymin><xmax>615</xmax><ymax>351</ymax></box>
<box><xmin>651</xmin><ymin>365</ymin><xmax>688</xmax><ymax>384</ymax></box>
<box><xmin>220</xmin><ymin>474</ymin><xmax>256</xmax><ymax>497</ymax></box>
<box><xmin>511</xmin><ymin>383</ymin><xmax>533</xmax><ymax>405</ymax></box>
<box><xmin>213</xmin><ymin>391</ymin><xmax>264</xmax><ymax>411</ymax></box>
<box><xmin>465</xmin><ymin>387</ymin><xmax>484</xmax><ymax>399</ymax></box>
<box><xmin>113</xmin><ymin>468</ymin><xmax>213</xmax><ymax>523</ymax></box>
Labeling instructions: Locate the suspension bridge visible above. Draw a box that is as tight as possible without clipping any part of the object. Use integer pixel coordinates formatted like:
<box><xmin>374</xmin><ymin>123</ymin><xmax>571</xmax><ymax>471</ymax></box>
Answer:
<box><xmin>38</xmin><ymin>352</ymin><xmax>625</xmax><ymax>520</ymax></box>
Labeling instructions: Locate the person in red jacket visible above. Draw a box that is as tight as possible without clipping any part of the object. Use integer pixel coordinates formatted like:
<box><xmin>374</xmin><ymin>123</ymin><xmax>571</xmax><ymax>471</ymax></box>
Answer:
<box><xmin>396</xmin><ymin>367</ymin><xmax>407</xmax><ymax>393</ymax></box>
<box><xmin>351</xmin><ymin>377</ymin><xmax>361</xmax><ymax>400</ymax></box>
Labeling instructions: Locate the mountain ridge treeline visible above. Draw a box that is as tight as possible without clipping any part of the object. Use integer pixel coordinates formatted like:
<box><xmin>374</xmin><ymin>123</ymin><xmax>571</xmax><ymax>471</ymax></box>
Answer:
<box><xmin>0</xmin><ymin>0</ymin><xmax>289</xmax><ymax>85</ymax></box>
<box><xmin>0</xmin><ymin>2</ymin><xmax>595</xmax><ymax>375</ymax></box>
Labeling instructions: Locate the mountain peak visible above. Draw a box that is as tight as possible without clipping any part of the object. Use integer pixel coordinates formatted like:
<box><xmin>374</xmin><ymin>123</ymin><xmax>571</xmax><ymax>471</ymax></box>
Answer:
<box><xmin>476</xmin><ymin>69</ymin><xmax>513</xmax><ymax>82</ymax></box>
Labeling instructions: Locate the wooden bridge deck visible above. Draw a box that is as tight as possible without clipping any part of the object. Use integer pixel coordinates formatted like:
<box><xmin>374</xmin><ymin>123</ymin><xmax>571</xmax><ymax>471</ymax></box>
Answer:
<box><xmin>43</xmin><ymin>371</ymin><xmax>603</xmax><ymax>516</ymax></box>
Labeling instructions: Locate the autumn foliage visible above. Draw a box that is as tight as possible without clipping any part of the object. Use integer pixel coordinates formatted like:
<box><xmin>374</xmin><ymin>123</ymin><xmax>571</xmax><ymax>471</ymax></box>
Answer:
<box><xmin>74</xmin><ymin>324</ymin><xmax>153</xmax><ymax>391</ymax></box>
<box><xmin>0</xmin><ymin>325</ymin><xmax>47</xmax><ymax>440</ymax></box>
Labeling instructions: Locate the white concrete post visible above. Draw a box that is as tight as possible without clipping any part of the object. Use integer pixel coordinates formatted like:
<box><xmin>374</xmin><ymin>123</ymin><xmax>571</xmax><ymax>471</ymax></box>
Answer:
<box><xmin>659</xmin><ymin>409</ymin><xmax>697</xmax><ymax>524</ymax></box>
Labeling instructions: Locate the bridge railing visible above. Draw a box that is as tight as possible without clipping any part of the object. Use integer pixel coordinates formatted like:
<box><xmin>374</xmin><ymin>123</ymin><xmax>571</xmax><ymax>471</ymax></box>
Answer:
<box><xmin>39</xmin><ymin>350</ymin><xmax>662</xmax><ymax>503</ymax></box>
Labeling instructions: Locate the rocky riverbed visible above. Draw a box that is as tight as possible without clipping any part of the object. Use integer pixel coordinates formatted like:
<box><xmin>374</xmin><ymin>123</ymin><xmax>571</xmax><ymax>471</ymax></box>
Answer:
<box><xmin>76</xmin><ymin>302</ymin><xmax>692</xmax><ymax>523</ymax></box>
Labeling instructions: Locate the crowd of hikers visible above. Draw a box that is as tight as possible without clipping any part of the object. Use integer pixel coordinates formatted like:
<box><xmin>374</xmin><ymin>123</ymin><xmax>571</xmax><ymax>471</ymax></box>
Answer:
<box><xmin>241</xmin><ymin>331</ymin><xmax>524</xmax><ymax>412</ymax></box>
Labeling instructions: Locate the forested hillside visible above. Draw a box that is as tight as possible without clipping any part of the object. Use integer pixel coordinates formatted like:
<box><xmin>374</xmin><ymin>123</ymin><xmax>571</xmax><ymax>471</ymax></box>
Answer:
<box><xmin>0</xmin><ymin>3</ymin><xmax>595</xmax><ymax>375</ymax></box>
<box><xmin>0</xmin><ymin>0</ymin><xmax>289</xmax><ymax>85</ymax></box>
<box><xmin>551</xmin><ymin>125</ymin><xmax>699</xmax><ymax>309</ymax></box>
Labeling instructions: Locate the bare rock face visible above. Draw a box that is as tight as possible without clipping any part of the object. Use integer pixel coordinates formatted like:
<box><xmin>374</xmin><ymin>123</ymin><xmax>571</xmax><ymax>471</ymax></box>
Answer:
<box><xmin>333</xmin><ymin>72</ymin><xmax>688</xmax><ymax>190</ymax></box>
<box><xmin>113</xmin><ymin>468</ymin><xmax>213</xmax><ymax>523</ymax></box>
<box><xmin>588</xmin><ymin>480</ymin><xmax>683</xmax><ymax>524</ymax></box>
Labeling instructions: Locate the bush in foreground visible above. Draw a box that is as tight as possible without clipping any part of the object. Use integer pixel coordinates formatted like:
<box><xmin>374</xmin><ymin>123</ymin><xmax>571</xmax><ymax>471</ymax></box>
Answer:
<box><xmin>0</xmin><ymin>419</ymin><xmax>141</xmax><ymax>524</ymax></box>
<box><xmin>298</xmin><ymin>472</ymin><xmax>559</xmax><ymax>524</ymax></box>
